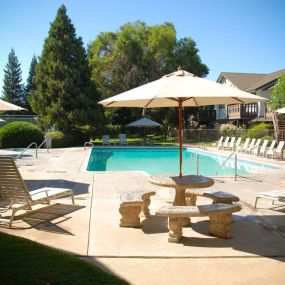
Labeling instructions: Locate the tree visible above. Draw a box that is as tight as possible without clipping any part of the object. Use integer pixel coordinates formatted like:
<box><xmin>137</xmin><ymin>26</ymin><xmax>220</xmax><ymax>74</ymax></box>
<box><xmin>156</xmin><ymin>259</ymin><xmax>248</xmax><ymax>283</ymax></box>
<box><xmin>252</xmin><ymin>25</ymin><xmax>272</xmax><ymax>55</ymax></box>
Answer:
<box><xmin>30</xmin><ymin>5</ymin><xmax>101</xmax><ymax>132</ymax></box>
<box><xmin>24</xmin><ymin>55</ymin><xmax>38</xmax><ymax>110</ymax></box>
<box><xmin>88</xmin><ymin>21</ymin><xmax>209</xmax><ymax>127</ymax></box>
<box><xmin>2</xmin><ymin>48</ymin><xmax>25</xmax><ymax>107</ymax></box>
<box><xmin>270</xmin><ymin>74</ymin><xmax>285</xmax><ymax>110</ymax></box>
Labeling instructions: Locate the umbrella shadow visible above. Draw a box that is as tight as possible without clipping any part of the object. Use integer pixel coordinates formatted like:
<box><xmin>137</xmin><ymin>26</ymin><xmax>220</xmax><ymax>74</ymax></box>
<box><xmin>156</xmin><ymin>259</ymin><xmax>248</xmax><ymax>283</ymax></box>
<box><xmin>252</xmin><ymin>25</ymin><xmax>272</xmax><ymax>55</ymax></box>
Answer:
<box><xmin>18</xmin><ymin>203</ymin><xmax>85</xmax><ymax>235</ymax></box>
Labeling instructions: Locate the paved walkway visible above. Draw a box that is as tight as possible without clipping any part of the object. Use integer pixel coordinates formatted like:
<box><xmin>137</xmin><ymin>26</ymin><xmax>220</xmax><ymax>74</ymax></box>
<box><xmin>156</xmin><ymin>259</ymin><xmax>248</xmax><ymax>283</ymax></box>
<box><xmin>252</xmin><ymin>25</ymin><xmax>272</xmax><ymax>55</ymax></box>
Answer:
<box><xmin>0</xmin><ymin>147</ymin><xmax>285</xmax><ymax>284</ymax></box>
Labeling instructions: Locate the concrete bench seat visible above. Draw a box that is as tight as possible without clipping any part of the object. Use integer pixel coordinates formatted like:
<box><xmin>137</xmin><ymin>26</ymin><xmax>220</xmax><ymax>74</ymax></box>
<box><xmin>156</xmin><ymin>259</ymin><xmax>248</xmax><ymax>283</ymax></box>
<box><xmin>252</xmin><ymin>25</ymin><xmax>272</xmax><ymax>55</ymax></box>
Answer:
<box><xmin>185</xmin><ymin>190</ymin><xmax>239</xmax><ymax>206</ymax></box>
<box><xmin>156</xmin><ymin>203</ymin><xmax>241</xmax><ymax>243</ymax></box>
<box><xmin>119</xmin><ymin>190</ymin><xmax>155</xmax><ymax>227</ymax></box>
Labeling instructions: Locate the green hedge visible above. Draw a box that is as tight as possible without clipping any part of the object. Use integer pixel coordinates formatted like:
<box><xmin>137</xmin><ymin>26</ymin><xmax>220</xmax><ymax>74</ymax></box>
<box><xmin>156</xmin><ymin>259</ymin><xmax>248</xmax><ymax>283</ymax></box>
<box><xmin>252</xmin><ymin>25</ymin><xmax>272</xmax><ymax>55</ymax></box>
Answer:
<box><xmin>0</xmin><ymin>121</ymin><xmax>43</xmax><ymax>148</ymax></box>
<box><xmin>47</xmin><ymin>130</ymin><xmax>91</xmax><ymax>148</ymax></box>
<box><xmin>247</xmin><ymin>123</ymin><xmax>273</xmax><ymax>139</ymax></box>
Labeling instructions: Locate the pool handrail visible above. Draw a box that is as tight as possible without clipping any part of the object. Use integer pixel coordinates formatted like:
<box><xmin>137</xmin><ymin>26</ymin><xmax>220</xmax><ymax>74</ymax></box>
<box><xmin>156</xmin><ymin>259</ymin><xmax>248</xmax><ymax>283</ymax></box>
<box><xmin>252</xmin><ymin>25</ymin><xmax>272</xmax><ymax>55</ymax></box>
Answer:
<box><xmin>215</xmin><ymin>151</ymin><xmax>238</xmax><ymax>180</ymax></box>
<box><xmin>84</xmin><ymin>141</ymin><xmax>94</xmax><ymax>150</ymax></box>
<box><xmin>16</xmin><ymin>142</ymin><xmax>38</xmax><ymax>160</ymax></box>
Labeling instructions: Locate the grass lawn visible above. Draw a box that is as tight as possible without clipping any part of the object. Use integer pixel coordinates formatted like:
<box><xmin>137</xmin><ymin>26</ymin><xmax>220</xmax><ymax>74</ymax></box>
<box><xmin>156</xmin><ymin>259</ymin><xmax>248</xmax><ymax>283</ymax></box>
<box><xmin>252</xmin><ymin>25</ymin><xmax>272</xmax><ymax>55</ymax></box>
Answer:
<box><xmin>0</xmin><ymin>232</ymin><xmax>128</xmax><ymax>285</ymax></box>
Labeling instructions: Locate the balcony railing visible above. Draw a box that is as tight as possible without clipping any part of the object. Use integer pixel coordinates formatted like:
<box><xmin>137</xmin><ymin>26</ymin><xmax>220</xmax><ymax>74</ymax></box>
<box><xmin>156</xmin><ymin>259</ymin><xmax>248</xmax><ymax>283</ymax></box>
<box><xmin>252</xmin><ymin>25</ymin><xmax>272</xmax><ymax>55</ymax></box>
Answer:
<box><xmin>227</xmin><ymin>104</ymin><xmax>257</xmax><ymax>120</ymax></box>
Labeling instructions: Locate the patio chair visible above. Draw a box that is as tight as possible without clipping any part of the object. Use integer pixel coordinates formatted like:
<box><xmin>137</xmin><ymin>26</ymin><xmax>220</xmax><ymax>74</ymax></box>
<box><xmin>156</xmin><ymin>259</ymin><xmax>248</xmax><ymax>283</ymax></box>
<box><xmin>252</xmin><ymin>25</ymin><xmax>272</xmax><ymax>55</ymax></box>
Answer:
<box><xmin>230</xmin><ymin>137</ymin><xmax>242</xmax><ymax>151</ymax></box>
<box><xmin>102</xmin><ymin>135</ymin><xmax>110</xmax><ymax>146</ymax></box>
<box><xmin>218</xmin><ymin>136</ymin><xmax>229</xmax><ymax>149</ymax></box>
<box><xmin>0</xmin><ymin>156</ymin><xmax>74</xmax><ymax>228</ymax></box>
<box><xmin>254</xmin><ymin>190</ymin><xmax>285</xmax><ymax>208</ymax></box>
<box><xmin>245</xmin><ymin>138</ymin><xmax>257</xmax><ymax>154</ymax></box>
<box><xmin>216</xmin><ymin>136</ymin><xmax>223</xmax><ymax>148</ymax></box>
<box><xmin>119</xmin><ymin>134</ymin><xmax>128</xmax><ymax>146</ymax></box>
<box><xmin>252</xmin><ymin>139</ymin><xmax>268</xmax><ymax>156</ymax></box>
<box><xmin>260</xmin><ymin>140</ymin><xmax>275</xmax><ymax>157</ymax></box>
<box><xmin>236</xmin><ymin>138</ymin><xmax>251</xmax><ymax>153</ymax></box>
<box><xmin>224</xmin><ymin>137</ymin><xmax>236</xmax><ymax>150</ymax></box>
<box><xmin>266</xmin><ymin>141</ymin><xmax>285</xmax><ymax>159</ymax></box>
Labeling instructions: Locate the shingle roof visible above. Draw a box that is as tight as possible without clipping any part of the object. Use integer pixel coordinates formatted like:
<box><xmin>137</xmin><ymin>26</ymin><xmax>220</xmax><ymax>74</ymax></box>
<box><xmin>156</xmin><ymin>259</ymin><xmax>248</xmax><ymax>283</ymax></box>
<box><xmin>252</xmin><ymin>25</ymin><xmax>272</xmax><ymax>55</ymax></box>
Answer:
<box><xmin>217</xmin><ymin>72</ymin><xmax>266</xmax><ymax>90</ymax></box>
<box><xmin>246</xmin><ymin>69</ymin><xmax>285</xmax><ymax>92</ymax></box>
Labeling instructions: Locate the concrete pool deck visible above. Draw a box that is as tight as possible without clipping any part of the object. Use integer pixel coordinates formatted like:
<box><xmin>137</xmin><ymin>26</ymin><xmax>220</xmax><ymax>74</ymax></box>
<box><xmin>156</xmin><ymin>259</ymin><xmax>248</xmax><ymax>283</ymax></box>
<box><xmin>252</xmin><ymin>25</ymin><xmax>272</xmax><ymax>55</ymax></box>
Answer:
<box><xmin>0</xmin><ymin>147</ymin><xmax>285</xmax><ymax>284</ymax></box>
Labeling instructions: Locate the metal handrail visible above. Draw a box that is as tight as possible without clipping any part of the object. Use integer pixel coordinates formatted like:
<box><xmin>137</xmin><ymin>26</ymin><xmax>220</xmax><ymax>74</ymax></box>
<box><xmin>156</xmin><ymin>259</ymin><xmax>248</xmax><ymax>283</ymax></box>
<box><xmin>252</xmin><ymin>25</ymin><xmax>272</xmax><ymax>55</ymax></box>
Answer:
<box><xmin>189</xmin><ymin>153</ymin><xmax>200</xmax><ymax>175</ymax></box>
<box><xmin>16</xmin><ymin>142</ymin><xmax>38</xmax><ymax>160</ymax></box>
<box><xmin>215</xmin><ymin>151</ymin><xmax>238</xmax><ymax>180</ymax></box>
<box><xmin>38</xmin><ymin>138</ymin><xmax>49</xmax><ymax>152</ymax></box>
<box><xmin>84</xmin><ymin>142</ymin><xmax>94</xmax><ymax>150</ymax></box>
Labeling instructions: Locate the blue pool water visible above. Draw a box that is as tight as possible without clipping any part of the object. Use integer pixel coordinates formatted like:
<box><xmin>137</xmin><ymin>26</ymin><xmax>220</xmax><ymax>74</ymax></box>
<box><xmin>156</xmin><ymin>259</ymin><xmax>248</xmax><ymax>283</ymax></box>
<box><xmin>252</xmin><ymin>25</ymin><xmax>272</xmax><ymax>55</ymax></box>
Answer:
<box><xmin>86</xmin><ymin>147</ymin><xmax>281</xmax><ymax>175</ymax></box>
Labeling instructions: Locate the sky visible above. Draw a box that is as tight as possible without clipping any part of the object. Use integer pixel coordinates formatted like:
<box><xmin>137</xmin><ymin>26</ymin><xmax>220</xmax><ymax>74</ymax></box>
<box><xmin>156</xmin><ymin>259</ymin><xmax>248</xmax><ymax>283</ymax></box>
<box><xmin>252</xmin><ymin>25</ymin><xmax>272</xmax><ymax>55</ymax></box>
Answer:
<box><xmin>0</xmin><ymin>0</ymin><xmax>285</xmax><ymax>92</ymax></box>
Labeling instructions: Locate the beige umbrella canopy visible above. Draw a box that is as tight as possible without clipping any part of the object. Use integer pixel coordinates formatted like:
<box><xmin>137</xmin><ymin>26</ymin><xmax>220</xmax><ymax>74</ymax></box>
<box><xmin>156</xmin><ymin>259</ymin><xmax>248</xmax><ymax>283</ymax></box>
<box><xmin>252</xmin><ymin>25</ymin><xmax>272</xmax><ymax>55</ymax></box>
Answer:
<box><xmin>0</xmin><ymin>99</ymin><xmax>27</xmax><ymax>111</ymax></box>
<box><xmin>276</xmin><ymin>107</ymin><xmax>285</xmax><ymax>114</ymax></box>
<box><xmin>99</xmin><ymin>69</ymin><xmax>267</xmax><ymax>177</ymax></box>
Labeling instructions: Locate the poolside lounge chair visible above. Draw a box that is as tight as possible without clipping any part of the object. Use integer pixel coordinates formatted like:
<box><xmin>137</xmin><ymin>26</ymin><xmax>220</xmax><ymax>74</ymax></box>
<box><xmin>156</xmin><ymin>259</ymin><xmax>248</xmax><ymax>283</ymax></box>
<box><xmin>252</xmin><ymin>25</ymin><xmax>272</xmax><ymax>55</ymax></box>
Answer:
<box><xmin>230</xmin><ymin>137</ymin><xmax>242</xmax><ymax>151</ymax></box>
<box><xmin>119</xmin><ymin>134</ymin><xmax>128</xmax><ymax>146</ymax></box>
<box><xmin>218</xmin><ymin>136</ymin><xmax>229</xmax><ymax>149</ymax></box>
<box><xmin>224</xmin><ymin>137</ymin><xmax>236</xmax><ymax>150</ymax></box>
<box><xmin>254</xmin><ymin>190</ymin><xmax>285</xmax><ymax>208</ymax></box>
<box><xmin>245</xmin><ymin>138</ymin><xmax>257</xmax><ymax>154</ymax></box>
<box><xmin>102</xmin><ymin>135</ymin><xmax>110</xmax><ymax>146</ymax></box>
<box><xmin>216</xmin><ymin>136</ymin><xmax>224</xmax><ymax>148</ymax></box>
<box><xmin>266</xmin><ymin>141</ymin><xmax>285</xmax><ymax>159</ymax></box>
<box><xmin>236</xmin><ymin>138</ymin><xmax>250</xmax><ymax>153</ymax></box>
<box><xmin>0</xmin><ymin>156</ymin><xmax>74</xmax><ymax>228</ymax></box>
<box><xmin>252</xmin><ymin>139</ymin><xmax>268</xmax><ymax>156</ymax></box>
<box><xmin>260</xmin><ymin>140</ymin><xmax>275</xmax><ymax>157</ymax></box>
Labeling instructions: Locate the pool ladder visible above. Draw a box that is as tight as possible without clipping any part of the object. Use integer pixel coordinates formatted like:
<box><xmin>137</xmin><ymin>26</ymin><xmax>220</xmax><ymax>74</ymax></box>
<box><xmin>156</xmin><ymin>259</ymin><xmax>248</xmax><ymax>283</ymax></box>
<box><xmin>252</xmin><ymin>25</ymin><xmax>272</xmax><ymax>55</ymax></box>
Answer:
<box><xmin>191</xmin><ymin>152</ymin><xmax>238</xmax><ymax>180</ymax></box>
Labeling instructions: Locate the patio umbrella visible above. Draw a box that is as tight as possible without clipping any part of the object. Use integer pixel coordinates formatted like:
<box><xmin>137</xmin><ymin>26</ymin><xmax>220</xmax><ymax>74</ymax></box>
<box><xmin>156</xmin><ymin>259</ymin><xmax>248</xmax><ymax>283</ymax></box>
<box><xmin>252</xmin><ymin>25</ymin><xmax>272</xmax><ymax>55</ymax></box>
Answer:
<box><xmin>0</xmin><ymin>99</ymin><xmax>27</xmax><ymax>111</ymax></box>
<box><xmin>276</xmin><ymin>107</ymin><xmax>285</xmax><ymax>114</ymax></box>
<box><xmin>126</xmin><ymin>117</ymin><xmax>162</xmax><ymax>143</ymax></box>
<box><xmin>99</xmin><ymin>69</ymin><xmax>267</xmax><ymax>177</ymax></box>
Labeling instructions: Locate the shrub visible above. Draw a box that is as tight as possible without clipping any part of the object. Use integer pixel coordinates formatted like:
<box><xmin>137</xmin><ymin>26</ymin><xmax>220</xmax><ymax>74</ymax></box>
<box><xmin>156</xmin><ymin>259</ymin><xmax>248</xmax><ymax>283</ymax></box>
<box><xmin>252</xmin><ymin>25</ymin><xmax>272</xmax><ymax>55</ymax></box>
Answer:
<box><xmin>46</xmin><ymin>131</ymin><xmax>74</xmax><ymax>148</ymax></box>
<box><xmin>0</xmin><ymin>121</ymin><xmax>43</xmax><ymax>148</ymax></box>
<box><xmin>219</xmin><ymin>123</ymin><xmax>244</xmax><ymax>137</ymax></box>
<box><xmin>247</xmin><ymin>123</ymin><xmax>273</xmax><ymax>139</ymax></box>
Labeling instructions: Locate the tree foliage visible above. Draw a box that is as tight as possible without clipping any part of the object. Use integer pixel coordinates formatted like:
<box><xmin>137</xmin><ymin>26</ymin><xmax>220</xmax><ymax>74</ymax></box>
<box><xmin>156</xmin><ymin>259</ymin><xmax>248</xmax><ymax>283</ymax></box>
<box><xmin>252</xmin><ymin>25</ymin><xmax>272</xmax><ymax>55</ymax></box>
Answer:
<box><xmin>24</xmin><ymin>55</ymin><xmax>38</xmax><ymax>111</ymax></box>
<box><xmin>270</xmin><ymin>74</ymin><xmax>285</xmax><ymax>110</ymax></box>
<box><xmin>88</xmin><ymin>21</ymin><xmax>209</xmax><ymax>127</ymax></box>
<box><xmin>2</xmin><ymin>48</ymin><xmax>25</xmax><ymax>107</ymax></box>
<box><xmin>30</xmin><ymin>5</ymin><xmax>101</xmax><ymax>132</ymax></box>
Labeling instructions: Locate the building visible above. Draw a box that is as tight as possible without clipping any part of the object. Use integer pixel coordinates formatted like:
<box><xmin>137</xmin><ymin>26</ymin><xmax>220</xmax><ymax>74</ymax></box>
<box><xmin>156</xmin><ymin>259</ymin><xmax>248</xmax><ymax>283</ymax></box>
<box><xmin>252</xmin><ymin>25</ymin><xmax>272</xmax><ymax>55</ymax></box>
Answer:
<box><xmin>215</xmin><ymin>69</ymin><xmax>285</xmax><ymax>124</ymax></box>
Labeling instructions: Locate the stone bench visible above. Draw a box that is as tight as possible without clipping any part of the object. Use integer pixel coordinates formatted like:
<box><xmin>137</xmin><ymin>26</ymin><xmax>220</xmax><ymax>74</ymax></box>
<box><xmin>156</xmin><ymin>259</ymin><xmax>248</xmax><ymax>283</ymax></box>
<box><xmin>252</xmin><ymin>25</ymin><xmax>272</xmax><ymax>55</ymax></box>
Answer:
<box><xmin>185</xmin><ymin>190</ymin><xmax>239</xmax><ymax>206</ymax></box>
<box><xmin>156</xmin><ymin>203</ymin><xmax>241</xmax><ymax>243</ymax></box>
<box><xmin>119</xmin><ymin>190</ymin><xmax>156</xmax><ymax>228</ymax></box>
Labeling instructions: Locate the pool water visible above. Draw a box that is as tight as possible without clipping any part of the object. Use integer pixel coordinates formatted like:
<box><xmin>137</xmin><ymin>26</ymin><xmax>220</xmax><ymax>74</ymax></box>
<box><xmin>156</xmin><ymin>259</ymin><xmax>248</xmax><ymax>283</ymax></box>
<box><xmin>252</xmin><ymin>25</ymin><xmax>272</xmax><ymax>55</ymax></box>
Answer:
<box><xmin>86</xmin><ymin>147</ymin><xmax>281</xmax><ymax>175</ymax></box>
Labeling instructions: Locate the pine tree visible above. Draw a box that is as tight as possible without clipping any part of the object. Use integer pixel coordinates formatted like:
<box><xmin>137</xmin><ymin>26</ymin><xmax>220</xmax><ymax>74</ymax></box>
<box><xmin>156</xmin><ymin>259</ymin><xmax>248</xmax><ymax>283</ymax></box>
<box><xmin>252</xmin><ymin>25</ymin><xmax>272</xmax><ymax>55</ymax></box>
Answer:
<box><xmin>2</xmin><ymin>48</ymin><xmax>24</xmax><ymax>106</ymax></box>
<box><xmin>30</xmin><ymin>5</ymin><xmax>100</xmax><ymax>132</ymax></box>
<box><xmin>24</xmin><ymin>55</ymin><xmax>38</xmax><ymax>110</ymax></box>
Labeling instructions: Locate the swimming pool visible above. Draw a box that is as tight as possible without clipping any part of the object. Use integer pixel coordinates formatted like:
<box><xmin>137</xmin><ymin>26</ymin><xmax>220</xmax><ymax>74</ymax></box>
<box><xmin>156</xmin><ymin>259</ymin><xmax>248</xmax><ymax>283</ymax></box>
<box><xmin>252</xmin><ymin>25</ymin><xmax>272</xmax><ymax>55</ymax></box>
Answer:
<box><xmin>86</xmin><ymin>147</ymin><xmax>281</xmax><ymax>175</ymax></box>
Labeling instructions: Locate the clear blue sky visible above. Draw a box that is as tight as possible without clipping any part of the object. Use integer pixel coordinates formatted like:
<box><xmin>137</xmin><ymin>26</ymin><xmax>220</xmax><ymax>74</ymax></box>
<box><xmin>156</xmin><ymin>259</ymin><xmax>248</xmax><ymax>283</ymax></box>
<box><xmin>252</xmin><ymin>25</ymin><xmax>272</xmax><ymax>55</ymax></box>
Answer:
<box><xmin>0</xmin><ymin>0</ymin><xmax>284</xmax><ymax>92</ymax></box>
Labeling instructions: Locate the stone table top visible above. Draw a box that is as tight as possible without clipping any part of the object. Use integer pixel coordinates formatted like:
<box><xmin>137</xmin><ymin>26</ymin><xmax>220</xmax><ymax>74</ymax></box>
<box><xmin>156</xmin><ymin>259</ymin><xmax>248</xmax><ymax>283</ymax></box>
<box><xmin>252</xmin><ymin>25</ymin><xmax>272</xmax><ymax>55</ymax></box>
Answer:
<box><xmin>148</xmin><ymin>174</ymin><xmax>214</xmax><ymax>189</ymax></box>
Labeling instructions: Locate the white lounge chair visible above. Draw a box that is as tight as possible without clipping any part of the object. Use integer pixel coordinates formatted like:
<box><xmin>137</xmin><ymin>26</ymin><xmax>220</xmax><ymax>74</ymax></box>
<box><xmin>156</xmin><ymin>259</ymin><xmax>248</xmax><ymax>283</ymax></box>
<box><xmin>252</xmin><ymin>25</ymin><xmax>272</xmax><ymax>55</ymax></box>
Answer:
<box><xmin>102</xmin><ymin>135</ymin><xmax>110</xmax><ymax>146</ymax></box>
<box><xmin>254</xmin><ymin>190</ymin><xmax>285</xmax><ymax>208</ymax></box>
<box><xmin>119</xmin><ymin>134</ymin><xmax>128</xmax><ymax>146</ymax></box>
<box><xmin>215</xmin><ymin>136</ymin><xmax>224</xmax><ymax>148</ymax></box>
<box><xmin>266</xmin><ymin>141</ymin><xmax>285</xmax><ymax>159</ymax></box>
<box><xmin>0</xmin><ymin>156</ymin><xmax>74</xmax><ymax>228</ymax></box>
<box><xmin>252</xmin><ymin>139</ymin><xmax>267</xmax><ymax>156</ymax></box>
<box><xmin>260</xmin><ymin>140</ymin><xmax>275</xmax><ymax>157</ymax></box>
<box><xmin>224</xmin><ymin>137</ymin><xmax>235</xmax><ymax>150</ymax></box>
<box><xmin>218</xmin><ymin>136</ymin><xmax>229</xmax><ymax>149</ymax></box>
<box><xmin>236</xmin><ymin>138</ymin><xmax>250</xmax><ymax>153</ymax></box>
<box><xmin>231</xmin><ymin>137</ymin><xmax>242</xmax><ymax>151</ymax></box>
<box><xmin>245</xmin><ymin>138</ymin><xmax>257</xmax><ymax>154</ymax></box>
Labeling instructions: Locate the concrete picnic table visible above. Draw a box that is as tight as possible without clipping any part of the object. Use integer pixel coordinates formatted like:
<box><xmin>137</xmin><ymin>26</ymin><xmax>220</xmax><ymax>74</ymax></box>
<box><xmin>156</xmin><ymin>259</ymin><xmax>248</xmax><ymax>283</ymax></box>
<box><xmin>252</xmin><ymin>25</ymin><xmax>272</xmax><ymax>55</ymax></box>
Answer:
<box><xmin>148</xmin><ymin>174</ymin><xmax>214</xmax><ymax>226</ymax></box>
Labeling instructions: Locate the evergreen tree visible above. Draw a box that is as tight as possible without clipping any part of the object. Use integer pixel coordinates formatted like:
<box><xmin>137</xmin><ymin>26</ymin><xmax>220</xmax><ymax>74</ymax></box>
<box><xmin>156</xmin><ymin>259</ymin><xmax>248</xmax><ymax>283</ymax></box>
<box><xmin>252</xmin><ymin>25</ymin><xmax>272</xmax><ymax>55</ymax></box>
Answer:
<box><xmin>24</xmin><ymin>55</ymin><xmax>38</xmax><ymax>110</ymax></box>
<box><xmin>2</xmin><ymin>48</ymin><xmax>24</xmax><ymax>106</ymax></box>
<box><xmin>30</xmin><ymin>5</ymin><xmax>100</xmax><ymax>131</ymax></box>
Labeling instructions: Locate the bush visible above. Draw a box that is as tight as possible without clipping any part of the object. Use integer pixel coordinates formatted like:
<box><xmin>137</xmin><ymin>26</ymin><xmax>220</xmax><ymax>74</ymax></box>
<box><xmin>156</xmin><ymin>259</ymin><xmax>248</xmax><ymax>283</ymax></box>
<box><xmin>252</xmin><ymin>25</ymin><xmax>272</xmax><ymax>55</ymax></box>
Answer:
<box><xmin>0</xmin><ymin>121</ymin><xmax>43</xmax><ymax>148</ymax></box>
<box><xmin>247</xmin><ymin>123</ymin><xmax>273</xmax><ymax>139</ymax></box>
<box><xmin>47</xmin><ymin>130</ymin><xmax>91</xmax><ymax>148</ymax></box>
<box><xmin>219</xmin><ymin>123</ymin><xmax>244</xmax><ymax>137</ymax></box>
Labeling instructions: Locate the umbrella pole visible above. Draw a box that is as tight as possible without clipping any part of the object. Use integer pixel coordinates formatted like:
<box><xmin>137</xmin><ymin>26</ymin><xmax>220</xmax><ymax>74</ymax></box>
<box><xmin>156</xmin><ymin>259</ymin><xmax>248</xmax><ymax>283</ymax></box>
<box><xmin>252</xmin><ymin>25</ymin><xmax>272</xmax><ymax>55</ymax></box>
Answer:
<box><xmin>178</xmin><ymin>99</ymin><xmax>183</xmax><ymax>177</ymax></box>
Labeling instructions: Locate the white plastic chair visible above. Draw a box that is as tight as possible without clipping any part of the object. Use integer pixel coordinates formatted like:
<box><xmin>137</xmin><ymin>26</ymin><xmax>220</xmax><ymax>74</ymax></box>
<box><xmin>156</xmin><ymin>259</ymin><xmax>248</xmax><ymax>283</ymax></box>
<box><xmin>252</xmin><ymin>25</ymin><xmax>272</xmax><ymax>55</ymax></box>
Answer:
<box><xmin>119</xmin><ymin>134</ymin><xmax>128</xmax><ymax>146</ymax></box>
<box><xmin>236</xmin><ymin>138</ymin><xmax>250</xmax><ymax>152</ymax></box>
<box><xmin>252</xmin><ymin>140</ymin><xmax>268</xmax><ymax>156</ymax></box>
<box><xmin>267</xmin><ymin>141</ymin><xmax>284</xmax><ymax>159</ymax></box>
<box><xmin>260</xmin><ymin>140</ymin><xmax>275</xmax><ymax>157</ymax></box>
<box><xmin>218</xmin><ymin>136</ymin><xmax>229</xmax><ymax>149</ymax></box>
<box><xmin>102</xmin><ymin>135</ymin><xmax>110</xmax><ymax>146</ymax></box>
<box><xmin>245</xmin><ymin>138</ymin><xmax>257</xmax><ymax>154</ymax></box>
<box><xmin>224</xmin><ymin>137</ymin><xmax>236</xmax><ymax>150</ymax></box>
